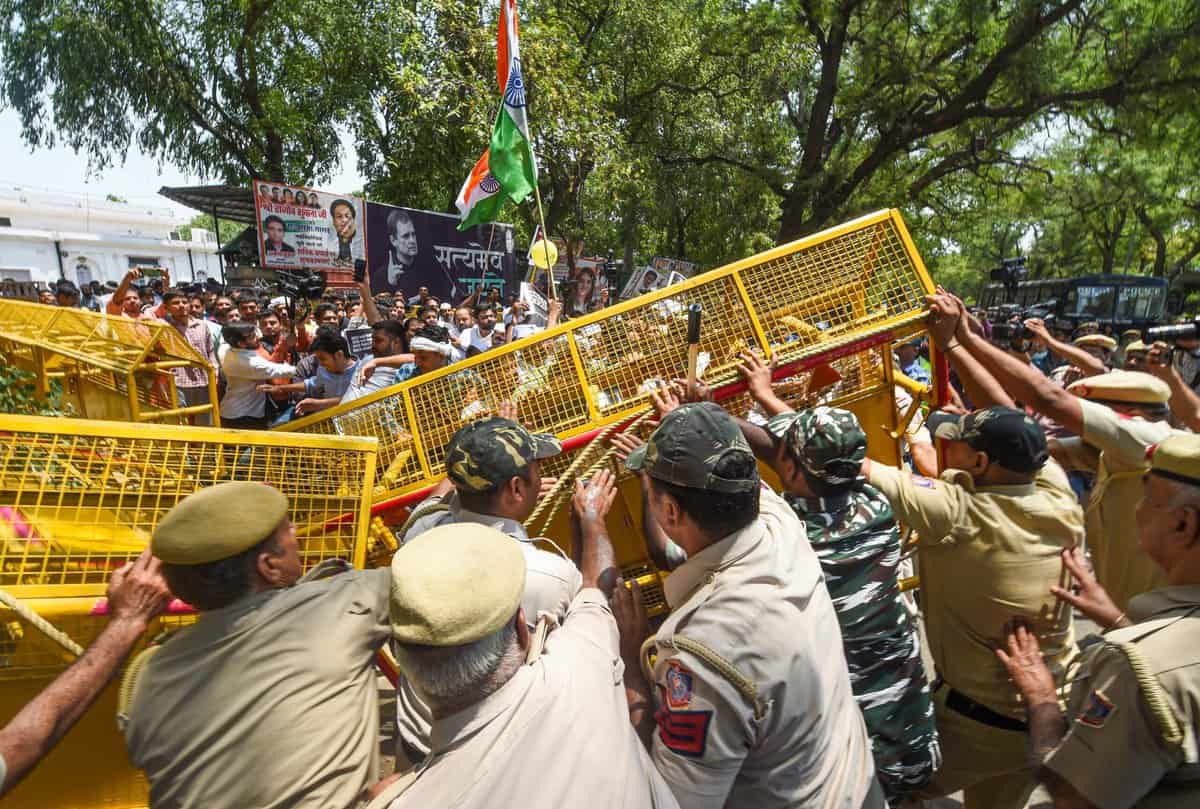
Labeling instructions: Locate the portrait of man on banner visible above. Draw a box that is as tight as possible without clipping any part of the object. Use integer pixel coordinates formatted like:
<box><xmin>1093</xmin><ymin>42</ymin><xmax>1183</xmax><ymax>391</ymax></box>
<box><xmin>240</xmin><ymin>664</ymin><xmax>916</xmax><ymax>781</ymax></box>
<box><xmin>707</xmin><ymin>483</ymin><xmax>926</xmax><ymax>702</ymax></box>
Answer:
<box><xmin>328</xmin><ymin>198</ymin><xmax>363</xmax><ymax>267</ymax></box>
<box><xmin>262</xmin><ymin>215</ymin><xmax>297</xmax><ymax>259</ymax></box>
<box><xmin>369</xmin><ymin>207</ymin><xmax>420</xmax><ymax>294</ymax></box>
<box><xmin>365</xmin><ymin>202</ymin><xmax>517</xmax><ymax>303</ymax></box>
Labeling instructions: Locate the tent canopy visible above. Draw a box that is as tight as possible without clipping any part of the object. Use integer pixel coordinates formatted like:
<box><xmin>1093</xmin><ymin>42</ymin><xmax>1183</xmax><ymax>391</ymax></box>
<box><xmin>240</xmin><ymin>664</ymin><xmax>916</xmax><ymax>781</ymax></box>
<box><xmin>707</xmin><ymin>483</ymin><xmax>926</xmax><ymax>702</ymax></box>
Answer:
<box><xmin>157</xmin><ymin>184</ymin><xmax>257</xmax><ymax>225</ymax></box>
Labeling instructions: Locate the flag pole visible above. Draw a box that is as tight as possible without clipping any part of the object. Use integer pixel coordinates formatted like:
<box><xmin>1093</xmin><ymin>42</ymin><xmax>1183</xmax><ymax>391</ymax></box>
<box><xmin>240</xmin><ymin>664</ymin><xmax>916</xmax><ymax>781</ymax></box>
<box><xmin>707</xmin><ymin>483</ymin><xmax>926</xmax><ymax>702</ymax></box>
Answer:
<box><xmin>532</xmin><ymin>184</ymin><xmax>556</xmax><ymax>300</ymax></box>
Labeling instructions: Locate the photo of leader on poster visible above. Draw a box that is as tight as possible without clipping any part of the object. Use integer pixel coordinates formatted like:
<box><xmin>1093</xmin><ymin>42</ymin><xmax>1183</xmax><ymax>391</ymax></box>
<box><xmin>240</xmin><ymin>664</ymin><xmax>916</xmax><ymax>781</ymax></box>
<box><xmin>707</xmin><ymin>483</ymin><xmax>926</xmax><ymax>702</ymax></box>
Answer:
<box><xmin>253</xmin><ymin>180</ymin><xmax>365</xmax><ymax>272</ymax></box>
<box><xmin>364</xmin><ymin>202</ymin><xmax>517</xmax><ymax>303</ymax></box>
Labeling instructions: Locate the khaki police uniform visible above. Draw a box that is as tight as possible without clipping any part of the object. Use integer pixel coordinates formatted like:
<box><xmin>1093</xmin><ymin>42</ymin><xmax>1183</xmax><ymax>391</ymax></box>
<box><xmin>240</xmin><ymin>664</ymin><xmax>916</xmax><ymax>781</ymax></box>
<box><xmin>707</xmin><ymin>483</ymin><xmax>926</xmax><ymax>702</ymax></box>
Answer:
<box><xmin>1055</xmin><ymin>374</ymin><xmax>1175</xmax><ymax>610</ymax></box>
<box><xmin>121</xmin><ymin>481</ymin><xmax>394</xmax><ymax>809</ymax></box>
<box><xmin>395</xmin><ymin>491</ymin><xmax>581</xmax><ymax>766</ymax></box>
<box><xmin>381</xmin><ymin>525</ymin><xmax>680</xmax><ymax>809</ymax></box>
<box><xmin>1046</xmin><ymin>586</ymin><xmax>1200</xmax><ymax>808</ymax></box>
<box><xmin>124</xmin><ymin>569</ymin><xmax>392</xmax><ymax>809</ymax></box>
<box><xmin>647</xmin><ymin>484</ymin><xmax>883</xmax><ymax>809</ymax></box>
<box><xmin>867</xmin><ymin>457</ymin><xmax>1084</xmax><ymax>809</ymax></box>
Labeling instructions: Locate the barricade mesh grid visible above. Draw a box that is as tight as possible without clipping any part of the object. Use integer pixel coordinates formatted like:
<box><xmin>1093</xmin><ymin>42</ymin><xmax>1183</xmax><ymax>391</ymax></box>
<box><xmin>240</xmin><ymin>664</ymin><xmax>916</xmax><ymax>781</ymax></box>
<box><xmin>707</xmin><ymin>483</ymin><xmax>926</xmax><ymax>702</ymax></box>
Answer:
<box><xmin>0</xmin><ymin>417</ymin><xmax>377</xmax><ymax>598</ymax></box>
<box><xmin>740</xmin><ymin>218</ymin><xmax>928</xmax><ymax>363</ymax></box>
<box><xmin>573</xmin><ymin>275</ymin><xmax>761</xmax><ymax>415</ymax></box>
<box><xmin>0</xmin><ymin>611</ymin><xmax>195</xmax><ymax>682</ymax></box>
<box><xmin>285</xmin><ymin>210</ymin><xmax>932</xmax><ymax>502</ymax></box>
<box><xmin>0</xmin><ymin>299</ymin><xmax>216</xmax><ymax>423</ymax></box>
<box><xmin>408</xmin><ymin>333</ymin><xmax>591</xmax><ymax>472</ymax></box>
<box><xmin>303</xmin><ymin>396</ymin><xmax>425</xmax><ymax>497</ymax></box>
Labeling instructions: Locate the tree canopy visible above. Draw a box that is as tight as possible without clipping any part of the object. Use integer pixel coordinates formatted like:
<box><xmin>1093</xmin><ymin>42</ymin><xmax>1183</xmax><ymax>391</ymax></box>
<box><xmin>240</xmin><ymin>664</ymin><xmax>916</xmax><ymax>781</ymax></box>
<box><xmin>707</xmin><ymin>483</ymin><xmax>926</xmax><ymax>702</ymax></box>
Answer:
<box><xmin>3</xmin><ymin>0</ymin><xmax>1199</xmax><ymax>285</ymax></box>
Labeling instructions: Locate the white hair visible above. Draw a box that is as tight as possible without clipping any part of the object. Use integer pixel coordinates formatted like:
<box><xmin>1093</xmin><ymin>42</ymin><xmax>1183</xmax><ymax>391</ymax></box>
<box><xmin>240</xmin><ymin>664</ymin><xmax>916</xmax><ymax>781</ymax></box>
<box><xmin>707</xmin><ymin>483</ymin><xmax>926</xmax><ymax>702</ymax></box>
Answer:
<box><xmin>394</xmin><ymin>615</ymin><xmax>521</xmax><ymax>702</ymax></box>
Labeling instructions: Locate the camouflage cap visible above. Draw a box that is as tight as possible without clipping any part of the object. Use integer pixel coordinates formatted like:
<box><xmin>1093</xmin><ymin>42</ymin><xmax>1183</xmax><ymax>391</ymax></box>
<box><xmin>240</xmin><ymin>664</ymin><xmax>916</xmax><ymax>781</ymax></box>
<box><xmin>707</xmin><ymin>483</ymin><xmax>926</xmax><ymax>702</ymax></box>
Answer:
<box><xmin>444</xmin><ymin>417</ymin><xmax>562</xmax><ymax>494</ymax></box>
<box><xmin>926</xmin><ymin>406</ymin><xmax>1048</xmax><ymax>475</ymax></box>
<box><xmin>766</xmin><ymin>407</ymin><xmax>867</xmax><ymax>486</ymax></box>
<box><xmin>625</xmin><ymin>402</ymin><xmax>758</xmax><ymax>493</ymax></box>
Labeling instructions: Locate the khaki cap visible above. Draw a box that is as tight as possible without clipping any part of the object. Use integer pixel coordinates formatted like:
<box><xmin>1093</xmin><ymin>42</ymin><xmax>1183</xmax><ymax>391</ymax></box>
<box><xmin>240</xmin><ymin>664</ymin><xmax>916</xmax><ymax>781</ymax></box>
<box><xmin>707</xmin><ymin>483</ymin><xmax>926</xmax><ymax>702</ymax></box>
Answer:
<box><xmin>152</xmin><ymin>482</ymin><xmax>289</xmax><ymax>565</ymax></box>
<box><xmin>1149</xmin><ymin>433</ymin><xmax>1200</xmax><ymax>487</ymax></box>
<box><xmin>1068</xmin><ymin>370</ymin><xmax>1171</xmax><ymax>405</ymax></box>
<box><xmin>1073</xmin><ymin>334</ymin><xmax>1117</xmax><ymax>351</ymax></box>
<box><xmin>390</xmin><ymin>523</ymin><xmax>526</xmax><ymax>646</ymax></box>
<box><xmin>1124</xmin><ymin>340</ymin><xmax>1148</xmax><ymax>354</ymax></box>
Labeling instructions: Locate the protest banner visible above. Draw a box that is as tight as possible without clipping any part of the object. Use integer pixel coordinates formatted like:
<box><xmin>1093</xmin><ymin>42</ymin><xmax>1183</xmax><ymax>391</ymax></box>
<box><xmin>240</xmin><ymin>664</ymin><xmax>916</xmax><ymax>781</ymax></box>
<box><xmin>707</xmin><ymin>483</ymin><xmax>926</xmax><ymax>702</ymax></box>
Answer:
<box><xmin>650</xmin><ymin>256</ymin><xmax>697</xmax><ymax>277</ymax></box>
<box><xmin>253</xmin><ymin>181</ymin><xmax>366</xmax><ymax>274</ymax></box>
<box><xmin>519</xmin><ymin>281</ymin><xmax>549</xmax><ymax>325</ymax></box>
<box><xmin>343</xmin><ymin>327</ymin><xmax>375</xmax><ymax>359</ymax></box>
<box><xmin>364</xmin><ymin>203</ymin><xmax>516</xmax><ymax>303</ymax></box>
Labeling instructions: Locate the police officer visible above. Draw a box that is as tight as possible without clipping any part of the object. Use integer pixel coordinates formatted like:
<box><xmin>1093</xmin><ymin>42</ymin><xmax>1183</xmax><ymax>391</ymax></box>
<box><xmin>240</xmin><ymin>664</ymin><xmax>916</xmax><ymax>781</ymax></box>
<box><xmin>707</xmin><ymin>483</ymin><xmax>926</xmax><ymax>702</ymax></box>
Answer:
<box><xmin>997</xmin><ymin>431</ymin><xmax>1200</xmax><ymax>808</ymax></box>
<box><xmin>395</xmin><ymin>415</ymin><xmax>581</xmax><ymax>766</ymax></box>
<box><xmin>121</xmin><ymin>482</ymin><xmax>393</xmax><ymax>808</ymax></box>
<box><xmin>612</xmin><ymin>395</ymin><xmax>883</xmax><ymax>809</ymax></box>
<box><xmin>860</xmin><ymin>401</ymin><xmax>1083</xmax><ymax>809</ymax></box>
<box><xmin>372</xmin><ymin>490</ymin><xmax>680</xmax><ymax>808</ymax></box>
<box><xmin>939</xmin><ymin>287</ymin><xmax>1176</xmax><ymax>611</ymax></box>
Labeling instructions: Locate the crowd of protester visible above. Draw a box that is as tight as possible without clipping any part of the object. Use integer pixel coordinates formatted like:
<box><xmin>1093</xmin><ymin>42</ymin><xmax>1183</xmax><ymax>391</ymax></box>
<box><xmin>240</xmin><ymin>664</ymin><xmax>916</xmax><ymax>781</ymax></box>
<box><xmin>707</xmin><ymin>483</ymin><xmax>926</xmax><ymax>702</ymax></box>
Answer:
<box><xmin>30</xmin><ymin>270</ymin><xmax>570</xmax><ymax>428</ymax></box>
<box><xmin>3</xmin><ymin>276</ymin><xmax>1199</xmax><ymax>809</ymax></box>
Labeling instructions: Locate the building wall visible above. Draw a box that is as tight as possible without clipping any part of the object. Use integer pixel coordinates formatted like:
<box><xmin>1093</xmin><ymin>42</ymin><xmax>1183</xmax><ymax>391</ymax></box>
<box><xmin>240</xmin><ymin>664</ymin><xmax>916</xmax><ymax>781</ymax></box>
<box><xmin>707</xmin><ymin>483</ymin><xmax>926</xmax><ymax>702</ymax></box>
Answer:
<box><xmin>0</xmin><ymin>186</ymin><xmax>222</xmax><ymax>287</ymax></box>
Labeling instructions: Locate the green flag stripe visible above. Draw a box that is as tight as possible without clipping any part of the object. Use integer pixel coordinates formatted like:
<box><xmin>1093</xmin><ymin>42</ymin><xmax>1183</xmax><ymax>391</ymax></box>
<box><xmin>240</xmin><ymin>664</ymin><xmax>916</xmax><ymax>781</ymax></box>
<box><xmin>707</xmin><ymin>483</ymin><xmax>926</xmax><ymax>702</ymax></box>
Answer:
<box><xmin>489</xmin><ymin>107</ymin><xmax>537</xmax><ymax>205</ymax></box>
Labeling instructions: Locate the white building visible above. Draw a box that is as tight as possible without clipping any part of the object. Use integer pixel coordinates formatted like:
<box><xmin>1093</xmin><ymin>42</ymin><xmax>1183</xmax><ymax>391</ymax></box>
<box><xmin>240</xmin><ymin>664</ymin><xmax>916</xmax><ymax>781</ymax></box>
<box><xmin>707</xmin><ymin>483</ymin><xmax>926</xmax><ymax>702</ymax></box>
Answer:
<box><xmin>0</xmin><ymin>185</ymin><xmax>222</xmax><ymax>288</ymax></box>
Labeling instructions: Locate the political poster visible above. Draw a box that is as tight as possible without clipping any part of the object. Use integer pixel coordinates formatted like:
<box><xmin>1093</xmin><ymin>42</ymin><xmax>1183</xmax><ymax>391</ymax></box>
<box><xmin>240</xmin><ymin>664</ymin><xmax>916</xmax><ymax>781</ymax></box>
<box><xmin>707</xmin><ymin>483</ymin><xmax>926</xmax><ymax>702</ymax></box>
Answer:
<box><xmin>253</xmin><ymin>181</ymin><xmax>366</xmax><ymax>272</ymax></box>
<box><xmin>650</xmin><ymin>256</ymin><xmax>698</xmax><ymax>278</ymax></box>
<box><xmin>364</xmin><ymin>203</ymin><xmax>516</xmax><ymax>304</ymax></box>
<box><xmin>563</xmin><ymin>257</ymin><xmax>609</xmax><ymax>317</ymax></box>
<box><xmin>621</xmin><ymin>266</ymin><xmax>671</xmax><ymax>300</ymax></box>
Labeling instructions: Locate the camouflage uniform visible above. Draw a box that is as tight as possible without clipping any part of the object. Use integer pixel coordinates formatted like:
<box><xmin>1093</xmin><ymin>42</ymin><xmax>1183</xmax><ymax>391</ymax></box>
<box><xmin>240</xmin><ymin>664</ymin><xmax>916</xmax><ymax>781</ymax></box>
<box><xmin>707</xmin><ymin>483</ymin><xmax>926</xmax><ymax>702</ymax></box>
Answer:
<box><xmin>768</xmin><ymin>408</ymin><xmax>940</xmax><ymax>805</ymax></box>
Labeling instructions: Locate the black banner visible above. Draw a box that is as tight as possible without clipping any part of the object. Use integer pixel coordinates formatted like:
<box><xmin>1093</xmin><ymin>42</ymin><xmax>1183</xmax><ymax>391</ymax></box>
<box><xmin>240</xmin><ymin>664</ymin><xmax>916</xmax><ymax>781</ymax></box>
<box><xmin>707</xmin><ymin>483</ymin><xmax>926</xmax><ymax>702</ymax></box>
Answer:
<box><xmin>364</xmin><ymin>203</ymin><xmax>516</xmax><ymax>304</ymax></box>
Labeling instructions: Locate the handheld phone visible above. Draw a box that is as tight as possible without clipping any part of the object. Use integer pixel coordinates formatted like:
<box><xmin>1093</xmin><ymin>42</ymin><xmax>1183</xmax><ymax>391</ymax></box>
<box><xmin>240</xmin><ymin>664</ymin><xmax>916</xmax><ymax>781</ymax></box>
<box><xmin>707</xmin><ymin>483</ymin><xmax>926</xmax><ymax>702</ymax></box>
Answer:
<box><xmin>354</xmin><ymin>259</ymin><xmax>367</xmax><ymax>283</ymax></box>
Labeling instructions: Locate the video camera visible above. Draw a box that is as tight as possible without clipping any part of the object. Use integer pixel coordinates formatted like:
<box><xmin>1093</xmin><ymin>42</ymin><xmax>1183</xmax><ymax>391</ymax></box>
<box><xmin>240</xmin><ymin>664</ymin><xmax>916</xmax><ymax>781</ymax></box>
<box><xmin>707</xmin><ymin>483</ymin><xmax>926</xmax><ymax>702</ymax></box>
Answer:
<box><xmin>989</xmin><ymin>256</ymin><xmax>1028</xmax><ymax>296</ymax></box>
<box><xmin>990</xmin><ymin>321</ymin><xmax>1029</xmax><ymax>346</ymax></box>
<box><xmin>275</xmin><ymin>268</ymin><xmax>327</xmax><ymax>301</ymax></box>
<box><xmin>1145</xmin><ymin>319</ymin><xmax>1200</xmax><ymax>345</ymax></box>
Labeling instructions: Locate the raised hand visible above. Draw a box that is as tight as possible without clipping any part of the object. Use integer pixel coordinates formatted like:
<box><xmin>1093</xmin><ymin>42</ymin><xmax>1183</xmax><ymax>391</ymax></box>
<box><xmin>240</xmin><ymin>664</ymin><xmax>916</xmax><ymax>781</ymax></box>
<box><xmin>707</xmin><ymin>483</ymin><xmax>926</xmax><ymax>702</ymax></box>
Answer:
<box><xmin>735</xmin><ymin>350</ymin><xmax>774</xmax><ymax>404</ymax></box>
<box><xmin>572</xmin><ymin>468</ymin><xmax>618</xmax><ymax>523</ymax></box>
<box><xmin>1050</xmin><ymin>547</ymin><xmax>1126</xmax><ymax>630</ymax></box>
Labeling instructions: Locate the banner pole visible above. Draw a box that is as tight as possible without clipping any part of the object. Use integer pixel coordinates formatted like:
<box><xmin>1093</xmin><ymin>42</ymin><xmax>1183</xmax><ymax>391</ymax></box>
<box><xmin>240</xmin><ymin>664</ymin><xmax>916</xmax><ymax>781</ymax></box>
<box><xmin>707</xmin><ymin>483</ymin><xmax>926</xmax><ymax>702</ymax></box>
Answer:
<box><xmin>532</xmin><ymin>185</ymin><xmax>556</xmax><ymax>300</ymax></box>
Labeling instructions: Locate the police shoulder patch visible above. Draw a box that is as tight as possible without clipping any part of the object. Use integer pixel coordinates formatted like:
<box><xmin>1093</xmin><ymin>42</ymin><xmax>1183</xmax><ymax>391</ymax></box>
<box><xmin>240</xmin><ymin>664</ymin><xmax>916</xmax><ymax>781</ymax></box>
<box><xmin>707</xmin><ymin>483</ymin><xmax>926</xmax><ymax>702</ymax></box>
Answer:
<box><xmin>664</xmin><ymin>660</ymin><xmax>693</xmax><ymax>709</ymax></box>
<box><xmin>912</xmin><ymin>476</ymin><xmax>937</xmax><ymax>489</ymax></box>
<box><xmin>656</xmin><ymin>707</ymin><xmax>713</xmax><ymax>758</ymax></box>
<box><xmin>1078</xmin><ymin>689</ymin><xmax>1114</xmax><ymax>728</ymax></box>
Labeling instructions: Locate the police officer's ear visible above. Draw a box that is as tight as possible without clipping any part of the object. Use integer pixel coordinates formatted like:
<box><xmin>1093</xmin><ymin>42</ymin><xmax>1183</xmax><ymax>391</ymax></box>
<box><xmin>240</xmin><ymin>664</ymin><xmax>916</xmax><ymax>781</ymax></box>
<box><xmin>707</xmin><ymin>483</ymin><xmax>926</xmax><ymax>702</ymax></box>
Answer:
<box><xmin>966</xmin><ymin>449</ymin><xmax>991</xmax><ymax>478</ymax></box>
<box><xmin>1172</xmin><ymin>503</ymin><xmax>1200</xmax><ymax>547</ymax></box>
<box><xmin>515</xmin><ymin>609</ymin><xmax>531</xmax><ymax>652</ymax></box>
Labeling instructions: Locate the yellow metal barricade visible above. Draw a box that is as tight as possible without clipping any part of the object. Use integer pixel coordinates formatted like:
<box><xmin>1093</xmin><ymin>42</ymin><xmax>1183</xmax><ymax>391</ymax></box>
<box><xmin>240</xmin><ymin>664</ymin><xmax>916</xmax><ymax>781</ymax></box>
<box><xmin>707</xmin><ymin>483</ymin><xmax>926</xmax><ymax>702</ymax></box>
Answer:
<box><xmin>0</xmin><ymin>414</ymin><xmax>379</xmax><ymax>809</ymax></box>
<box><xmin>0</xmin><ymin>299</ymin><xmax>220</xmax><ymax>425</ymax></box>
<box><xmin>281</xmin><ymin>209</ymin><xmax>938</xmax><ymax>610</ymax></box>
<box><xmin>281</xmin><ymin>209</ymin><xmax>934</xmax><ymax>497</ymax></box>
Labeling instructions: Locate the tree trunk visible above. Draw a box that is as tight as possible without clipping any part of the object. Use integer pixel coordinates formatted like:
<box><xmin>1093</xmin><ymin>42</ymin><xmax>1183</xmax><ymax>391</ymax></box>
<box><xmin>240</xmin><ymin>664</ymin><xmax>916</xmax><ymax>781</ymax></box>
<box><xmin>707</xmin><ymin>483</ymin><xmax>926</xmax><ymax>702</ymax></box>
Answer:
<box><xmin>1134</xmin><ymin>207</ymin><xmax>1168</xmax><ymax>277</ymax></box>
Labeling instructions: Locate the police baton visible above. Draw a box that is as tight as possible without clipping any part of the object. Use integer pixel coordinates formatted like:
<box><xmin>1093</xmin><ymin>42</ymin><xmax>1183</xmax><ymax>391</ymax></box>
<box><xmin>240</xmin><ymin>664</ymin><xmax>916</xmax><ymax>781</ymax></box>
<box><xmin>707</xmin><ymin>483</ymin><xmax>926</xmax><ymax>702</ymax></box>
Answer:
<box><xmin>686</xmin><ymin>304</ymin><xmax>703</xmax><ymax>395</ymax></box>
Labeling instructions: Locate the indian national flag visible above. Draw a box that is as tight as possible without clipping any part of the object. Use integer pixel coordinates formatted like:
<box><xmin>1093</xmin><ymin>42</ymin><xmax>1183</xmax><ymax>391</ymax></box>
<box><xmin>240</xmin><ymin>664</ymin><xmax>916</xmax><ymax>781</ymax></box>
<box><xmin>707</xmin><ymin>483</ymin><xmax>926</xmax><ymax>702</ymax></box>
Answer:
<box><xmin>489</xmin><ymin>0</ymin><xmax>537</xmax><ymax>204</ymax></box>
<box><xmin>456</xmin><ymin>149</ymin><xmax>506</xmax><ymax>230</ymax></box>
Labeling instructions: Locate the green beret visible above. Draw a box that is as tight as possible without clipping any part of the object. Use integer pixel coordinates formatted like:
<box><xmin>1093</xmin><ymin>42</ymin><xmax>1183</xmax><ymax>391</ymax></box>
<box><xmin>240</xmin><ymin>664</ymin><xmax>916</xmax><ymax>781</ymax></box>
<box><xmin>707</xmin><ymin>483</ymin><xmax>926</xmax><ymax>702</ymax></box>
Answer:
<box><xmin>152</xmin><ymin>482</ymin><xmax>289</xmax><ymax>565</ymax></box>
<box><xmin>1150</xmin><ymin>433</ymin><xmax>1200</xmax><ymax>486</ymax></box>
<box><xmin>390</xmin><ymin>523</ymin><xmax>526</xmax><ymax>646</ymax></box>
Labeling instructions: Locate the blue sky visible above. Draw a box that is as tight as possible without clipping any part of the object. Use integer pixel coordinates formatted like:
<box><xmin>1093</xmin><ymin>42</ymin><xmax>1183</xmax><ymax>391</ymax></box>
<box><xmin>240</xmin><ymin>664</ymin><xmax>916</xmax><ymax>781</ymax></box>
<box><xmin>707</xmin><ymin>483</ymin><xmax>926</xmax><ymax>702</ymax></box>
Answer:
<box><xmin>0</xmin><ymin>109</ymin><xmax>366</xmax><ymax>222</ymax></box>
